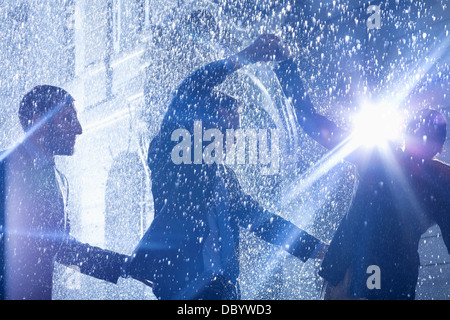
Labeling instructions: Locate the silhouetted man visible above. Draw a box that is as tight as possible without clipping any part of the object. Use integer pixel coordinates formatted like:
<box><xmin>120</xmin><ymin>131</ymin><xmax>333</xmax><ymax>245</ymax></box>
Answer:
<box><xmin>128</xmin><ymin>35</ymin><xmax>327</xmax><ymax>300</ymax></box>
<box><xmin>275</xmin><ymin>59</ymin><xmax>450</xmax><ymax>300</ymax></box>
<box><xmin>0</xmin><ymin>85</ymin><xmax>129</xmax><ymax>300</ymax></box>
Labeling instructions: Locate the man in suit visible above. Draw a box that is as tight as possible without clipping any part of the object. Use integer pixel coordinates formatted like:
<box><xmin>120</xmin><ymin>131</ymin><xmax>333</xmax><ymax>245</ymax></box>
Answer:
<box><xmin>274</xmin><ymin>59</ymin><xmax>450</xmax><ymax>299</ymax></box>
<box><xmin>0</xmin><ymin>85</ymin><xmax>130</xmax><ymax>300</ymax></box>
<box><xmin>128</xmin><ymin>34</ymin><xmax>327</xmax><ymax>300</ymax></box>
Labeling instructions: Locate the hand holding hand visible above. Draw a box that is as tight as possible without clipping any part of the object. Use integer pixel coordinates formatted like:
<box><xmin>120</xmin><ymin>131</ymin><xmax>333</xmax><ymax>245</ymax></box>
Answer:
<box><xmin>120</xmin><ymin>256</ymin><xmax>153</xmax><ymax>288</ymax></box>
<box><xmin>231</xmin><ymin>34</ymin><xmax>291</xmax><ymax>67</ymax></box>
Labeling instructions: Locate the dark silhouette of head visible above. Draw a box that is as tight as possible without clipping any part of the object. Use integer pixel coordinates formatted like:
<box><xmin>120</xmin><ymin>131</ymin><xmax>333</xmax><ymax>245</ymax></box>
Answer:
<box><xmin>404</xmin><ymin>108</ymin><xmax>447</xmax><ymax>160</ymax></box>
<box><xmin>18</xmin><ymin>85</ymin><xmax>83</xmax><ymax>156</ymax></box>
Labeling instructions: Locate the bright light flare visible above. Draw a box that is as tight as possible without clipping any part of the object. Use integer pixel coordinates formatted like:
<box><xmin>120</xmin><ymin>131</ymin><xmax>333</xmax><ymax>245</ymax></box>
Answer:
<box><xmin>351</xmin><ymin>103</ymin><xmax>405</xmax><ymax>148</ymax></box>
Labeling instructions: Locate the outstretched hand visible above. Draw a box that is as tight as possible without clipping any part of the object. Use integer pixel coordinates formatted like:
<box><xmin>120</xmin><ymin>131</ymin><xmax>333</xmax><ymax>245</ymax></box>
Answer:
<box><xmin>233</xmin><ymin>34</ymin><xmax>291</xmax><ymax>65</ymax></box>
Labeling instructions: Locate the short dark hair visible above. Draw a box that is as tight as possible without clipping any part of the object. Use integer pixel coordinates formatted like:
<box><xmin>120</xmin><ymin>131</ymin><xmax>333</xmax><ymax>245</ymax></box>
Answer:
<box><xmin>18</xmin><ymin>85</ymin><xmax>74</xmax><ymax>131</ymax></box>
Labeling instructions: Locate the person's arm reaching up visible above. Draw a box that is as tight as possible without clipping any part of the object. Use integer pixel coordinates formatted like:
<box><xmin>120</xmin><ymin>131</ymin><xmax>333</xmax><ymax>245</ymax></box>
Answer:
<box><xmin>274</xmin><ymin>59</ymin><xmax>349</xmax><ymax>150</ymax></box>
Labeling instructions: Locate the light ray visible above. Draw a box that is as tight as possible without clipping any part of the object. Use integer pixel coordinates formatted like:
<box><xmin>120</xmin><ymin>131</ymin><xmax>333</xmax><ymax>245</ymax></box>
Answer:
<box><xmin>281</xmin><ymin>134</ymin><xmax>359</xmax><ymax>207</ymax></box>
<box><xmin>383</xmin><ymin>30</ymin><xmax>450</xmax><ymax>112</ymax></box>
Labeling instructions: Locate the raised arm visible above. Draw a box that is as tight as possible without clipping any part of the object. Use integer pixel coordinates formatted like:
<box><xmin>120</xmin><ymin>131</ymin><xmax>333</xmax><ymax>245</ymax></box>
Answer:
<box><xmin>274</xmin><ymin>59</ymin><xmax>349</xmax><ymax>150</ymax></box>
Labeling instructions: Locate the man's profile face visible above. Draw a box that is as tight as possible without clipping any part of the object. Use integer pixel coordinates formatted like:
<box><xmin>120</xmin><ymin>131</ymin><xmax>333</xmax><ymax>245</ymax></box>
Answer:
<box><xmin>43</xmin><ymin>101</ymin><xmax>83</xmax><ymax>156</ymax></box>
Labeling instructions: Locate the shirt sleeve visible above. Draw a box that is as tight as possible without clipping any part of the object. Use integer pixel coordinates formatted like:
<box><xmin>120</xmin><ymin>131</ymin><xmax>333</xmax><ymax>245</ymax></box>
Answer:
<box><xmin>55</xmin><ymin>236</ymin><xmax>129</xmax><ymax>284</ymax></box>
<box><xmin>275</xmin><ymin>59</ymin><xmax>350</xmax><ymax>152</ymax></box>
<box><xmin>176</xmin><ymin>58</ymin><xmax>236</xmax><ymax>101</ymax></box>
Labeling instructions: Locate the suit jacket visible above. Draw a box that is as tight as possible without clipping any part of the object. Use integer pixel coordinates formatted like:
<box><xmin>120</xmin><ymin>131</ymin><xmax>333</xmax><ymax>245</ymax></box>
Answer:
<box><xmin>129</xmin><ymin>59</ymin><xmax>321</xmax><ymax>300</ymax></box>
<box><xmin>0</xmin><ymin>143</ymin><xmax>128</xmax><ymax>300</ymax></box>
